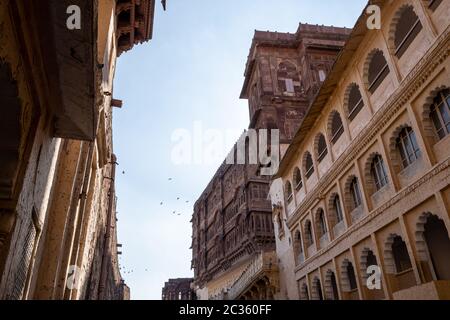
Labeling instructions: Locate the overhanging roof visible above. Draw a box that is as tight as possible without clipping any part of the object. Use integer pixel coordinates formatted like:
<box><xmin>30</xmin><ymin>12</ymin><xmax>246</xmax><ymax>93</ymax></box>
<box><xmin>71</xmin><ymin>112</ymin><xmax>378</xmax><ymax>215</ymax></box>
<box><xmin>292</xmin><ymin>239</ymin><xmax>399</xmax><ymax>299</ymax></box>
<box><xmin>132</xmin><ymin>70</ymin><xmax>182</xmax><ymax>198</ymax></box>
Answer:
<box><xmin>275</xmin><ymin>0</ymin><xmax>384</xmax><ymax>178</ymax></box>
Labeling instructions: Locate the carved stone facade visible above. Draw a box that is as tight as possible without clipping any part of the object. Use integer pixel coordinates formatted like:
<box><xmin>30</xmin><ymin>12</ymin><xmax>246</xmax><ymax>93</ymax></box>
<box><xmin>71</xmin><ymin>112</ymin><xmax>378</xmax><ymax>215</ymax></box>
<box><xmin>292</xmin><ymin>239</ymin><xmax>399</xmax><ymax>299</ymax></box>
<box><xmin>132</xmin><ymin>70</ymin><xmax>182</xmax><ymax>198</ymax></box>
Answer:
<box><xmin>271</xmin><ymin>0</ymin><xmax>450</xmax><ymax>300</ymax></box>
<box><xmin>0</xmin><ymin>0</ymin><xmax>154</xmax><ymax>300</ymax></box>
<box><xmin>162</xmin><ymin>278</ymin><xmax>196</xmax><ymax>300</ymax></box>
<box><xmin>191</xmin><ymin>24</ymin><xmax>350</xmax><ymax>300</ymax></box>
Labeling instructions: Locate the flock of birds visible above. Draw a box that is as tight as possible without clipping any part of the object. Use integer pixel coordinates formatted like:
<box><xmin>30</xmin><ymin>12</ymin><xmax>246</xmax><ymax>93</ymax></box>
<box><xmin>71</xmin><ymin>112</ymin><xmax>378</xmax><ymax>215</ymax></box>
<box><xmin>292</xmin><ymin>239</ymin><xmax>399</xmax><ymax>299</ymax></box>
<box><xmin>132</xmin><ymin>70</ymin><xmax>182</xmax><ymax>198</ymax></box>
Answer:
<box><xmin>159</xmin><ymin>177</ymin><xmax>191</xmax><ymax>216</ymax></box>
<box><xmin>117</xmin><ymin>174</ymin><xmax>194</xmax><ymax>276</ymax></box>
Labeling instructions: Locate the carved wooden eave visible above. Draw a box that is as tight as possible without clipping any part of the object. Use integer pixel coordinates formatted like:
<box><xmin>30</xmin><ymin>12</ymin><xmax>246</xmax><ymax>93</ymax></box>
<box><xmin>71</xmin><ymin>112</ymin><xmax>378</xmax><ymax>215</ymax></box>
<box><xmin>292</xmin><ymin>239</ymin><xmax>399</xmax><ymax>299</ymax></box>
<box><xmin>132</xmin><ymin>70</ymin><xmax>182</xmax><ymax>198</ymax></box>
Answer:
<box><xmin>116</xmin><ymin>0</ymin><xmax>156</xmax><ymax>56</ymax></box>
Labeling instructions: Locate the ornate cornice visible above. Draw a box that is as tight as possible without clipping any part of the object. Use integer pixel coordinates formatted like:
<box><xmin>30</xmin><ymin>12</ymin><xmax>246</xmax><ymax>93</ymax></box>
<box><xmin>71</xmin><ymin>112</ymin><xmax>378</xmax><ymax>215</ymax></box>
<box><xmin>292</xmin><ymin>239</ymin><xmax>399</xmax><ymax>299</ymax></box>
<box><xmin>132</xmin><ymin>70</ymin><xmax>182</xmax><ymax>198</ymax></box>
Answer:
<box><xmin>287</xmin><ymin>26</ymin><xmax>450</xmax><ymax>229</ymax></box>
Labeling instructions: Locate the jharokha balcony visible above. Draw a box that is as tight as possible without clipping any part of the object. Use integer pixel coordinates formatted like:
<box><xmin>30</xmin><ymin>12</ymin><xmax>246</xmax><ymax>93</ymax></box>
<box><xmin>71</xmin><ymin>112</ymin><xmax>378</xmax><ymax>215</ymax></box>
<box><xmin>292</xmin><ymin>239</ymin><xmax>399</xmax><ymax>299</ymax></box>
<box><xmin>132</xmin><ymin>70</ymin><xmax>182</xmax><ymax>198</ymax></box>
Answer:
<box><xmin>116</xmin><ymin>0</ymin><xmax>155</xmax><ymax>55</ymax></box>
<box><xmin>226</xmin><ymin>251</ymin><xmax>279</xmax><ymax>300</ymax></box>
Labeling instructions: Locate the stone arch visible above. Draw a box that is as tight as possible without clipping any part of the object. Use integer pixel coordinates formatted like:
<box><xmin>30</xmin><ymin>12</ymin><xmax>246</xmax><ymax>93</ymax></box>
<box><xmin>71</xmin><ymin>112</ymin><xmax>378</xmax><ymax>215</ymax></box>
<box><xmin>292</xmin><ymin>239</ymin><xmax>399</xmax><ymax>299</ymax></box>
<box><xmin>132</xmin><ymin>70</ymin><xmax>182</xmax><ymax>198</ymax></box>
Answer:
<box><xmin>383</xmin><ymin>233</ymin><xmax>413</xmax><ymax>275</ymax></box>
<box><xmin>324</xmin><ymin>269</ymin><xmax>339</xmax><ymax>300</ymax></box>
<box><xmin>421</xmin><ymin>85</ymin><xmax>449</xmax><ymax>145</ymax></box>
<box><xmin>293</xmin><ymin>167</ymin><xmax>302</xmax><ymax>190</ymax></box>
<box><xmin>388</xmin><ymin>123</ymin><xmax>414</xmax><ymax>174</ymax></box>
<box><xmin>340</xmin><ymin>259</ymin><xmax>357</xmax><ymax>293</ymax></box>
<box><xmin>327</xmin><ymin>192</ymin><xmax>341</xmax><ymax>228</ymax></box>
<box><xmin>303</xmin><ymin>219</ymin><xmax>314</xmax><ymax>248</ymax></box>
<box><xmin>311</xmin><ymin>276</ymin><xmax>323</xmax><ymax>300</ymax></box>
<box><xmin>416</xmin><ymin>212</ymin><xmax>435</xmax><ymax>261</ymax></box>
<box><xmin>314</xmin><ymin>208</ymin><xmax>327</xmax><ymax>237</ymax></box>
<box><xmin>362</xmin><ymin>48</ymin><xmax>390</xmax><ymax>93</ymax></box>
<box><xmin>343</xmin><ymin>83</ymin><xmax>363</xmax><ymax>119</ymax></box>
<box><xmin>343</xmin><ymin>175</ymin><xmax>358</xmax><ymax>213</ymax></box>
<box><xmin>415</xmin><ymin>212</ymin><xmax>450</xmax><ymax>279</ymax></box>
<box><xmin>293</xmin><ymin>228</ymin><xmax>303</xmax><ymax>263</ymax></box>
<box><xmin>284</xmin><ymin>180</ymin><xmax>293</xmax><ymax>202</ymax></box>
<box><xmin>363</xmin><ymin>152</ymin><xmax>385</xmax><ymax>196</ymax></box>
<box><xmin>299</xmin><ymin>282</ymin><xmax>309</xmax><ymax>300</ymax></box>
<box><xmin>360</xmin><ymin>247</ymin><xmax>378</xmax><ymax>281</ymax></box>
<box><xmin>416</xmin><ymin>213</ymin><xmax>450</xmax><ymax>280</ymax></box>
<box><xmin>327</xmin><ymin>110</ymin><xmax>344</xmax><ymax>143</ymax></box>
<box><xmin>302</xmin><ymin>151</ymin><xmax>314</xmax><ymax>178</ymax></box>
<box><xmin>387</xmin><ymin>3</ymin><xmax>421</xmax><ymax>55</ymax></box>
<box><xmin>314</xmin><ymin>132</ymin><xmax>328</xmax><ymax>162</ymax></box>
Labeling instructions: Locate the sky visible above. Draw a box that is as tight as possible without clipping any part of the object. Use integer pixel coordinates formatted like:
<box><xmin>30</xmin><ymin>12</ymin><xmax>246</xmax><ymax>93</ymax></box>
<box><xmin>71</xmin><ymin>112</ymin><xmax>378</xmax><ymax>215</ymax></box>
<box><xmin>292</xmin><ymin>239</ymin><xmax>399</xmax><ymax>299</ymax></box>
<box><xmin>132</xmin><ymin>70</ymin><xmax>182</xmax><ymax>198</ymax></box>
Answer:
<box><xmin>112</xmin><ymin>0</ymin><xmax>367</xmax><ymax>300</ymax></box>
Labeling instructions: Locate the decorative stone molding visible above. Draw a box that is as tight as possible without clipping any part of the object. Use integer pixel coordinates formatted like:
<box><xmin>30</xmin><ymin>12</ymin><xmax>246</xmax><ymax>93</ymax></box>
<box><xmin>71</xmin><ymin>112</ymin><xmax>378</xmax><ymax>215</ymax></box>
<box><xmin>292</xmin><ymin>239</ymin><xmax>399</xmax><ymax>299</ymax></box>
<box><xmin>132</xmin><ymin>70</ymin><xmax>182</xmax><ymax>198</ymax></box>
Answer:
<box><xmin>343</xmin><ymin>83</ymin><xmax>360</xmax><ymax>118</ymax></box>
<box><xmin>360</xmin><ymin>247</ymin><xmax>376</xmax><ymax>281</ymax></box>
<box><xmin>388</xmin><ymin>123</ymin><xmax>414</xmax><ymax>175</ymax></box>
<box><xmin>362</xmin><ymin>49</ymin><xmax>385</xmax><ymax>89</ymax></box>
<box><xmin>420</xmin><ymin>85</ymin><xmax>449</xmax><ymax>146</ymax></box>
<box><xmin>340</xmin><ymin>259</ymin><xmax>353</xmax><ymax>292</ymax></box>
<box><xmin>387</xmin><ymin>3</ymin><xmax>417</xmax><ymax>54</ymax></box>
<box><xmin>383</xmin><ymin>233</ymin><xmax>399</xmax><ymax>275</ymax></box>
<box><xmin>287</xmin><ymin>27</ymin><xmax>450</xmax><ymax>230</ymax></box>
<box><xmin>311</xmin><ymin>276</ymin><xmax>322</xmax><ymax>300</ymax></box>
<box><xmin>414</xmin><ymin>211</ymin><xmax>434</xmax><ymax>261</ymax></box>
<box><xmin>324</xmin><ymin>269</ymin><xmax>337</xmax><ymax>300</ymax></box>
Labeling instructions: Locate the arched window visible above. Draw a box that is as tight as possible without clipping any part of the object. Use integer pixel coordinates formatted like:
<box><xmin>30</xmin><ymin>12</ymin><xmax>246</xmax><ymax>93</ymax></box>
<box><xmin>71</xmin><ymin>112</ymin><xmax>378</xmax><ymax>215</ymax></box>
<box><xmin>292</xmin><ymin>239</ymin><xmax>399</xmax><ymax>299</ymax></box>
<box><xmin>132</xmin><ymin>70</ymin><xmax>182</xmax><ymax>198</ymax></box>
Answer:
<box><xmin>312</xmin><ymin>278</ymin><xmax>324</xmax><ymax>300</ymax></box>
<box><xmin>293</xmin><ymin>167</ymin><xmax>303</xmax><ymax>191</ymax></box>
<box><xmin>424</xmin><ymin>215</ymin><xmax>450</xmax><ymax>280</ymax></box>
<box><xmin>394</xmin><ymin>6</ymin><xmax>423</xmax><ymax>58</ymax></box>
<box><xmin>305</xmin><ymin>220</ymin><xmax>314</xmax><ymax>247</ymax></box>
<box><xmin>328</xmin><ymin>271</ymin><xmax>339</xmax><ymax>300</ymax></box>
<box><xmin>300</xmin><ymin>283</ymin><xmax>309</xmax><ymax>300</ymax></box>
<box><xmin>277</xmin><ymin>61</ymin><xmax>301</xmax><ymax>95</ymax></box>
<box><xmin>346</xmin><ymin>262</ymin><xmax>358</xmax><ymax>291</ymax></box>
<box><xmin>317</xmin><ymin>134</ymin><xmax>328</xmax><ymax>162</ymax></box>
<box><xmin>295</xmin><ymin>230</ymin><xmax>303</xmax><ymax>253</ymax></box>
<box><xmin>294</xmin><ymin>230</ymin><xmax>304</xmax><ymax>265</ymax></box>
<box><xmin>371</xmin><ymin>155</ymin><xmax>388</xmax><ymax>191</ymax></box>
<box><xmin>392</xmin><ymin>236</ymin><xmax>412</xmax><ymax>273</ymax></box>
<box><xmin>334</xmin><ymin>195</ymin><xmax>344</xmax><ymax>223</ymax></box>
<box><xmin>430</xmin><ymin>89</ymin><xmax>450</xmax><ymax>140</ymax></box>
<box><xmin>330</xmin><ymin>112</ymin><xmax>344</xmax><ymax>144</ymax></box>
<box><xmin>285</xmin><ymin>181</ymin><xmax>293</xmax><ymax>203</ymax></box>
<box><xmin>347</xmin><ymin>84</ymin><xmax>364</xmax><ymax>121</ymax></box>
<box><xmin>367</xmin><ymin>50</ymin><xmax>390</xmax><ymax>94</ymax></box>
<box><xmin>366</xmin><ymin>250</ymin><xmax>378</xmax><ymax>269</ymax></box>
<box><xmin>317</xmin><ymin>209</ymin><xmax>327</xmax><ymax>237</ymax></box>
<box><xmin>350</xmin><ymin>177</ymin><xmax>363</xmax><ymax>209</ymax></box>
<box><xmin>396</xmin><ymin>127</ymin><xmax>421</xmax><ymax>168</ymax></box>
<box><xmin>304</xmin><ymin>152</ymin><xmax>314</xmax><ymax>179</ymax></box>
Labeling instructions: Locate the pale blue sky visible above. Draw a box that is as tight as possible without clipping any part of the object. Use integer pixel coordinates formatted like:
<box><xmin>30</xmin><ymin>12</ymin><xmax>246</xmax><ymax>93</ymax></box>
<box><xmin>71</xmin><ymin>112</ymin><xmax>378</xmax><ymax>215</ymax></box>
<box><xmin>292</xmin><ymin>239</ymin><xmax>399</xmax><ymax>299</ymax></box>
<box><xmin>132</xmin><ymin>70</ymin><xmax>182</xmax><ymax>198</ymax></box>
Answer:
<box><xmin>112</xmin><ymin>0</ymin><xmax>367</xmax><ymax>300</ymax></box>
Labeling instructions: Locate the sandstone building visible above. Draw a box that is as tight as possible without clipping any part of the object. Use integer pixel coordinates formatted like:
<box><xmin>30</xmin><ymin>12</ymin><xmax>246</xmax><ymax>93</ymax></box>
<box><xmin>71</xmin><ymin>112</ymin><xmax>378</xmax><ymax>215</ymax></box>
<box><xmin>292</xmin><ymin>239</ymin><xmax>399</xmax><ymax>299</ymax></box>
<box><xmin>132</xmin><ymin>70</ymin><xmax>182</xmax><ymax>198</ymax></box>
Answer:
<box><xmin>270</xmin><ymin>0</ymin><xmax>450</xmax><ymax>300</ymax></box>
<box><xmin>162</xmin><ymin>278</ymin><xmax>196</xmax><ymax>300</ymax></box>
<box><xmin>191</xmin><ymin>23</ymin><xmax>351</xmax><ymax>300</ymax></box>
<box><xmin>0</xmin><ymin>0</ymin><xmax>155</xmax><ymax>299</ymax></box>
